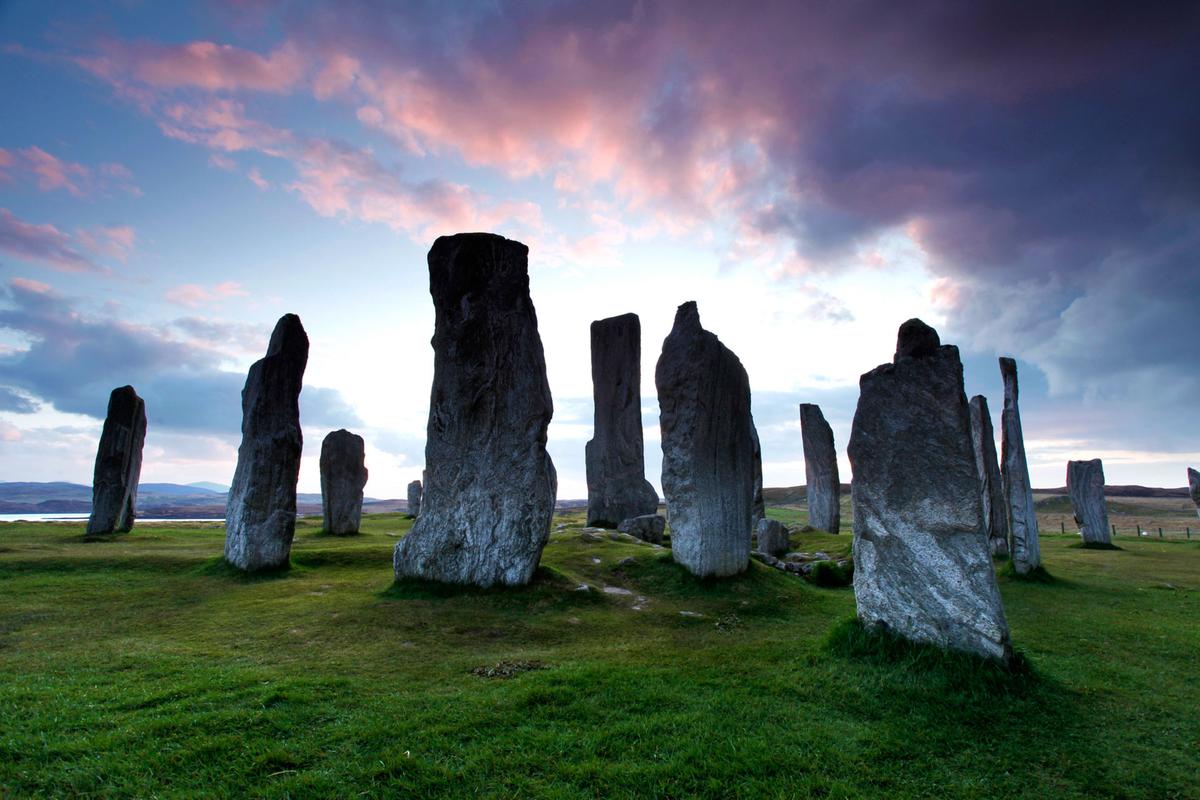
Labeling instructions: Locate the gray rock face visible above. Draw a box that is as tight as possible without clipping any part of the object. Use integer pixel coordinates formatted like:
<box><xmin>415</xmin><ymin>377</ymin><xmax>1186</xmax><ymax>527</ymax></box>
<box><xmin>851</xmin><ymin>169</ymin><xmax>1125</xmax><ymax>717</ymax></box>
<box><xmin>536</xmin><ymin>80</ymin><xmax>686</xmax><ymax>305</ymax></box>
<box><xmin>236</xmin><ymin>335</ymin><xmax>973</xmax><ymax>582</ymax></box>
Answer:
<box><xmin>848</xmin><ymin>319</ymin><xmax>1013</xmax><ymax>663</ymax></box>
<box><xmin>320</xmin><ymin>429</ymin><xmax>367</xmax><ymax>535</ymax></box>
<box><xmin>407</xmin><ymin>479</ymin><xmax>423</xmax><ymax>518</ymax></box>
<box><xmin>799</xmin><ymin>403</ymin><xmax>840</xmax><ymax>533</ymax></box>
<box><xmin>656</xmin><ymin>301</ymin><xmax>756</xmax><ymax>578</ymax></box>
<box><xmin>224</xmin><ymin>314</ymin><xmax>308</xmax><ymax>571</ymax></box>
<box><xmin>585</xmin><ymin>313</ymin><xmax>659</xmax><ymax>527</ymax></box>
<box><xmin>968</xmin><ymin>395</ymin><xmax>1009</xmax><ymax>557</ymax></box>
<box><xmin>1000</xmin><ymin>357</ymin><xmax>1041</xmax><ymax>574</ymax></box>
<box><xmin>1189</xmin><ymin>468</ymin><xmax>1200</xmax><ymax>518</ymax></box>
<box><xmin>751</xmin><ymin>423</ymin><xmax>765</xmax><ymax>524</ymax></box>
<box><xmin>86</xmin><ymin>385</ymin><xmax>147</xmax><ymax>536</ymax></box>
<box><xmin>618</xmin><ymin>514</ymin><xmax>666</xmax><ymax>544</ymax></box>
<box><xmin>393</xmin><ymin>233</ymin><xmax>557</xmax><ymax>587</ymax></box>
<box><xmin>755</xmin><ymin>518</ymin><xmax>789</xmax><ymax>557</ymax></box>
<box><xmin>1067</xmin><ymin>459</ymin><xmax>1111</xmax><ymax>545</ymax></box>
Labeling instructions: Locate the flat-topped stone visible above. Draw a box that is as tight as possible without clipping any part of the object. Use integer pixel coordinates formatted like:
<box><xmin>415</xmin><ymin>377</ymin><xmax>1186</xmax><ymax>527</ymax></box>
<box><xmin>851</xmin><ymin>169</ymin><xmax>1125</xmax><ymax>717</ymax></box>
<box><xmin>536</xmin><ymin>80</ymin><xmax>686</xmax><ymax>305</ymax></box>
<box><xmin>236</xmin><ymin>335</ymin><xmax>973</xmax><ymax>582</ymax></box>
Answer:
<box><xmin>320</xmin><ymin>429</ymin><xmax>367</xmax><ymax>535</ymax></box>
<box><xmin>1067</xmin><ymin>459</ymin><xmax>1111</xmax><ymax>546</ymax></box>
<box><xmin>618</xmin><ymin>514</ymin><xmax>666</xmax><ymax>544</ymax></box>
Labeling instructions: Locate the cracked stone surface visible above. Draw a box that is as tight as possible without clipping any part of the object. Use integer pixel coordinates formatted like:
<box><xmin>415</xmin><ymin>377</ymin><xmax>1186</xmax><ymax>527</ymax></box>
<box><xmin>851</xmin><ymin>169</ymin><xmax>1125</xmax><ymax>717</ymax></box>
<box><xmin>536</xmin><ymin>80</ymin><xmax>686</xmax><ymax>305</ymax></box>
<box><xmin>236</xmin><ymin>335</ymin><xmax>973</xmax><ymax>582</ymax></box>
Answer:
<box><xmin>1000</xmin><ymin>357</ymin><xmax>1041</xmax><ymax>575</ymax></box>
<box><xmin>1067</xmin><ymin>458</ymin><xmax>1111</xmax><ymax>545</ymax></box>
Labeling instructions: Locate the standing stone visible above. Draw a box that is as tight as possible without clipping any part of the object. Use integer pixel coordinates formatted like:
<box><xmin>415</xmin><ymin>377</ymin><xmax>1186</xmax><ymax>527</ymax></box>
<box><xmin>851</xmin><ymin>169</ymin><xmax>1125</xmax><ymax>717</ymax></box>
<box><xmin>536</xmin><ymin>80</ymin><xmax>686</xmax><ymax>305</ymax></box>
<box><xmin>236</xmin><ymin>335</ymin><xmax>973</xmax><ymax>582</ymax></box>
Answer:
<box><xmin>224</xmin><ymin>314</ymin><xmax>308</xmax><ymax>571</ymax></box>
<box><xmin>750</xmin><ymin>423</ymin><xmax>765</xmax><ymax>524</ymax></box>
<box><xmin>320</xmin><ymin>429</ymin><xmax>367</xmax><ymax>535</ymax></box>
<box><xmin>618</xmin><ymin>514</ymin><xmax>666</xmax><ymax>544</ymax></box>
<box><xmin>407</xmin><ymin>479</ymin><xmax>423</xmax><ymax>518</ymax></box>
<box><xmin>848</xmin><ymin>319</ymin><xmax>1013</xmax><ymax>663</ymax></box>
<box><xmin>1000</xmin><ymin>357</ymin><xmax>1041</xmax><ymax>575</ymax></box>
<box><xmin>755</xmin><ymin>518</ymin><xmax>789</xmax><ymax>557</ymax></box>
<box><xmin>968</xmin><ymin>395</ymin><xmax>1010</xmax><ymax>557</ymax></box>
<box><xmin>656</xmin><ymin>301</ymin><xmax>756</xmax><ymax>578</ymax></box>
<box><xmin>585</xmin><ymin>313</ymin><xmax>659</xmax><ymax>527</ymax></box>
<box><xmin>1189</xmin><ymin>468</ymin><xmax>1200</xmax><ymax>518</ymax></box>
<box><xmin>799</xmin><ymin>403</ymin><xmax>840</xmax><ymax>533</ymax></box>
<box><xmin>85</xmin><ymin>385</ymin><xmax>147</xmax><ymax>536</ymax></box>
<box><xmin>393</xmin><ymin>233</ymin><xmax>557</xmax><ymax>587</ymax></box>
<box><xmin>1067</xmin><ymin>459</ymin><xmax>1111</xmax><ymax>546</ymax></box>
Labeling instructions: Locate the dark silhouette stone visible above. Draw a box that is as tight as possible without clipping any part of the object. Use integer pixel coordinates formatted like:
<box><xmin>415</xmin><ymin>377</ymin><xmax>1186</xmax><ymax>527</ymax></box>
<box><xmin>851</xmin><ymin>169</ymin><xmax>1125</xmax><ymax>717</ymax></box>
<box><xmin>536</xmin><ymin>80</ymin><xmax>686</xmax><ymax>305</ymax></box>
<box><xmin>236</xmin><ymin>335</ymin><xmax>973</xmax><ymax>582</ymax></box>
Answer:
<box><xmin>618</xmin><ymin>514</ymin><xmax>666</xmax><ymax>544</ymax></box>
<box><xmin>86</xmin><ymin>385</ymin><xmax>146</xmax><ymax>536</ymax></box>
<box><xmin>1067</xmin><ymin>459</ymin><xmax>1111</xmax><ymax>545</ymax></box>
<box><xmin>799</xmin><ymin>403</ymin><xmax>840</xmax><ymax>533</ymax></box>
<box><xmin>848</xmin><ymin>320</ymin><xmax>1012</xmax><ymax>663</ymax></box>
<box><xmin>894</xmin><ymin>318</ymin><xmax>941</xmax><ymax>360</ymax></box>
<box><xmin>969</xmin><ymin>395</ymin><xmax>1010</xmax><ymax>557</ymax></box>
<box><xmin>755</xmin><ymin>518</ymin><xmax>788</xmax><ymax>557</ymax></box>
<box><xmin>224</xmin><ymin>314</ymin><xmax>308</xmax><ymax>571</ymax></box>
<box><xmin>393</xmin><ymin>233</ymin><xmax>557</xmax><ymax>587</ymax></box>
<box><xmin>751</xmin><ymin>423</ymin><xmax>765</xmax><ymax>524</ymax></box>
<box><xmin>1190</xmin><ymin>468</ymin><xmax>1200</xmax><ymax>518</ymax></box>
<box><xmin>585</xmin><ymin>313</ymin><xmax>658</xmax><ymax>527</ymax></box>
<box><xmin>1000</xmin><ymin>357</ymin><xmax>1041</xmax><ymax>574</ymax></box>
<box><xmin>407</xmin><ymin>479</ymin><xmax>423</xmax><ymax>518</ymax></box>
<box><xmin>320</xmin><ymin>429</ymin><xmax>367</xmax><ymax>535</ymax></box>
<box><xmin>656</xmin><ymin>301</ymin><xmax>756</xmax><ymax>577</ymax></box>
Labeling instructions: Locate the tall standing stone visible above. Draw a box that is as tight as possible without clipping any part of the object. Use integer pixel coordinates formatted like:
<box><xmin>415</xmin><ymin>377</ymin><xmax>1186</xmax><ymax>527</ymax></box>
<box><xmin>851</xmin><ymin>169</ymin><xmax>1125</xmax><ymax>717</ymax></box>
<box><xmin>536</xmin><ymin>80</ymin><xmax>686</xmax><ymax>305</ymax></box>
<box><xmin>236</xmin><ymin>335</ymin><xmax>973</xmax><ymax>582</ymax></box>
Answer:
<box><xmin>656</xmin><ymin>301</ymin><xmax>756</xmax><ymax>578</ymax></box>
<box><xmin>1067</xmin><ymin>459</ymin><xmax>1111</xmax><ymax>546</ymax></box>
<box><xmin>968</xmin><ymin>395</ymin><xmax>1009</xmax><ymax>557</ymax></box>
<box><xmin>393</xmin><ymin>233</ymin><xmax>557</xmax><ymax>587</ymax></box>
<box><xmin>751</xmin><ymin>423</ymin><xmax>765</xmax><ymax>525</ymax></box>
<box><xmin>999</xmin><ymin>357</ymin><xmax>1041</xmax><ymax>574</ymax></box>
<box><xmin>224</xmin><ymin>314</ymin><xmax>308</xmax><ymax>571</ymax></box>
<box><xmin>407</xmin><ymin>479</ymin><xmax>423</xmax><ymax>518</ymax></box>
<box><xmin>799</xmin><ymin>403</ymin><xmax>840</xmax><ymax>533</ymax></box>
<box><xmin>320</xmin><ymin>429</ymin><xmax>367</xmax><ymax>535</ymax></box>
<box><xmin>85</xmin><ymin>385</ymin><xmax>147</xmax><ymax>536</ymax></box>
<box><xmin>585</xmin><ymin>313</ymin><xmax>658</xmax><ymax>527</ymax></box>
<box><xmin>1189</xmin><ymin>468</ymin><xmax>1200</xmax><ymax>518</ymax></box>
<box><xmin>848</xmin><ymin>319</ymin><xmax>1013</xmax><ymax>663</ymax></box>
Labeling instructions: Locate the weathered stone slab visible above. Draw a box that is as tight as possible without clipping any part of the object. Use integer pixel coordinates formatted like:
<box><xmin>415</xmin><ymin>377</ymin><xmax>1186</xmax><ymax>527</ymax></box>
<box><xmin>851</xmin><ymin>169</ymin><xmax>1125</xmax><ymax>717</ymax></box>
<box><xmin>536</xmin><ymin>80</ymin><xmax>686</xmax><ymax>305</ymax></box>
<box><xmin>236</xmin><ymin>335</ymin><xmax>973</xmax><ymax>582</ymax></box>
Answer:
<box><xmin>320</xmin><ymin>429</ymin><xmax>367</xmax><ymax>535</ymax></box>
<box><xmin>407</xmin><ymin>479</ymin><xmax>423</xmax><ymax>518</ymax></box>
<box><xmin>1189</xmin><ymin>468</ymin><xmax>1200</xmax><ymax>518</ymax></box>
<box><xmin>656</xmin><ymin>301</ymin><xmax>756</xmax><ymax>578</ymax></box>
<box><xmin>86</xmin><ymin>385</ymin><xmax>146</xmax><ymax>536</ymax></box>
<box><xmin>618</xmin><ymin>514</ymin><xmax>666</xmax><ymax>544</ymax></box>
<box><xmin>224</xmin><ymin>314</ymin><xmax>308</xmax><ymax>571</ymax></box>
<box><xmin>1000</xmin><ymin>357</ymin><xmax>1041</xmax><ymax>574</ymax></box>
<box><xmin>393</xmin><ymin>233</ymin><xmax>557</xmax><ymax>587</ymax></box>
<box><xmin>1067</xmin><ymin>459</ymin><xmax>1111</xmax><ymax>545</ymax></box>
<box><xmin>585</xmin><ymin>313</ymin><xmax>658</xmax><ymax>527</ymax></box>
<box><xmin>755</xmin><ymin>518</ymin><xmax>789</xmax><ymax>557</ymax></box>
<box><xmin>969</xmin><ymin>395</ymin><xmax>1009</xmax><ymax>557</ymax></box>
<box><xmin>751</xmin><ymin>423</ymin><xmax>765</xmax><ymax>525</ymax></box>
<box><xmin>848</xmin><ymin>319</ymin><xmax>1013</xmax><ymax>663</ymax></box>
<box><xmin>799</xmin><ymin>403</ymin><xmax>840</xmax><ymax>533</ymax></box>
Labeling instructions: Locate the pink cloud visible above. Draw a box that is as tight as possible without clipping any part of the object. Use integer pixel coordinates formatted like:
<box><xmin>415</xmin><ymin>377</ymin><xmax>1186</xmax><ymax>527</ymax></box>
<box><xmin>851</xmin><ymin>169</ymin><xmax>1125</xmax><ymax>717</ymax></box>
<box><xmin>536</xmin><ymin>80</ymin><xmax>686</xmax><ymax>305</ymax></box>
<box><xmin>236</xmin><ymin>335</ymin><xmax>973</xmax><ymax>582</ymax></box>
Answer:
<box><xmin>10</xmin><ymin>277</ymin><xmax>53</xmax><ymax>294</ymax></box>
<box><xmin>0</xmin><ymin>208</ymin><xmax>104</xmax><ymax>274</ymax></box>
<box><xmin>0</xmin><ymin>146</ymin><xmax>139</xmax><ymax>197</ymax></box>
<box><xmin>81</xmin><ymin>39</ymin><xmax>303</xmax><ymax>93</ymax></box>
<box><xmin>208</xmin><ymin>153</ymin><xmax>236</xmax><ymax>170</ymax></box>
<box><xmin>164</xmin><ymin>281</ymin><xmax>249</xmax><ymax>308</ymax></box>
<box><xmin>76</xmin><ymin>225</ymin><xmax>136</xmax><ymax>261</ymax></box>
<box><xmin>246</xmin><ymin>166</ymin><xmax>269</xmax><ymax>190</ymax></box>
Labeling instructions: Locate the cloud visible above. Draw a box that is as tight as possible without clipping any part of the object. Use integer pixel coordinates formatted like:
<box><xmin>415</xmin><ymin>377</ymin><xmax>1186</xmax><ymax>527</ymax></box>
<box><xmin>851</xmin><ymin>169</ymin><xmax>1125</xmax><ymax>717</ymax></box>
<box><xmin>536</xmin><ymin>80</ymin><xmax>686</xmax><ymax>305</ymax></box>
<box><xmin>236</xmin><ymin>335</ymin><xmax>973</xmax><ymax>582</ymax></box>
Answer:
<box><xmin>165</xmin><ymin>280</ymin><xmax>249</xmax><ymax>309</ymax></box>
<box><xmin>0</xmin><ymin>386</ymin><xmax>39</xmax><ymax>414</ymax></box>
<box><xmin>0</xmin><ymin>208</ymin><xmax>105</xmax><ymax>273</ymax></box>
<box><xmin>78</xmin><ymin>39</ymin><xmax>304</xmax><ymax>93</ymax></box>
<box><xmin>0</xmin><ymin>279</ymin><xmax>362</xmax><ymax>434</ymax></box>
<box><xmin>76</xmin><ymin>225</ymin><xmax>136</xmax><ymax>261</ymax></box>
<box><xmin>0</xmin><ymin>146</ymin><xmax>140</xmax><ymax>197</ymax></box>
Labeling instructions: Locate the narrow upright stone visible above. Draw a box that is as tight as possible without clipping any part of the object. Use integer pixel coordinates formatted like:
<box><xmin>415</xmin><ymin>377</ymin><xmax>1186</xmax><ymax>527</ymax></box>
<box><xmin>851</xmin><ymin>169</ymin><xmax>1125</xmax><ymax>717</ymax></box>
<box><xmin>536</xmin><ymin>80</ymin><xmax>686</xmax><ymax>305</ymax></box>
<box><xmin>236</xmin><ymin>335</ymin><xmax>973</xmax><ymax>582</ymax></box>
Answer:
<box><xmin>393</xmin><ymin>233</ymin><xmax>557</xmax><ymax>587</ymax></box>
<box><xmin>848</xmin><ymin>319</ymin><xmax>1013</xmax><ymax>663</ymax></box>
<box><xmin>224</xmin><ymin>314</ymin><xmax>308</xmax><ymax>571</ymax></box>
<box><xmin>585</xmin><ymin>313</ymin><xmax>658</xmax><ymax>527</ymax></box>
<box><xmin>1000</xmin><ymin>357</ymin><xmax>1041</xmax><ymax>574</ymax></box>
<box><xmin>656</xmin><ymin>301</ymin><xmax>756</xmax><ymax>578</ymax></box>
<box><xmin>407</xmin><ymin>479</ymin><xmax>423</xmax><ymax>518</ymax></box>
<box><xmin>969</xmin><ymin>395</ymin><xmax>1009</xmax><ymax>557</ymax></box>
<box><xmin>1067</xmin><ymin>459</ymin><xmax>1111</xmax><ymax>546</ymax></box>
<box><xmin>799</xmin><ymin>403</ymin><xmax>840</xmax><ymax>533</ymax></box>
<box><xmin>751</xmin><ymin>424</ymin><xmax>765</xmax><ymax>525</ymax></box>
<box><xmin>85</xmin><ymin>385</ymin><xmax>147</xmax><ymax>536</ymax></box>
<box><xmin>1189</xmin><ymin>468</ymin><xmax>1200</xmax><ymax>518</ymax></box>
<box><xmin>320</xmin><ymin>429</ymin><xmax>367</xmax><ymax>535</ymax></box>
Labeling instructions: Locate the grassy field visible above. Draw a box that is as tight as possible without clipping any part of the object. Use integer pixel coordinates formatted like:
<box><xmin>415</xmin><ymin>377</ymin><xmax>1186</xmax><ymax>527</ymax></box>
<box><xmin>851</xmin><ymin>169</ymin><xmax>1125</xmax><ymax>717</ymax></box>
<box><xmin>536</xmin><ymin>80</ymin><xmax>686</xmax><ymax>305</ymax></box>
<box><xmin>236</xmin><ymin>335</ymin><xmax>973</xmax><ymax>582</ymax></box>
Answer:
<box><xmin>1</xmin><ymin>503</ymin><xmax>1198</xmax><ymax>798</ymax></box>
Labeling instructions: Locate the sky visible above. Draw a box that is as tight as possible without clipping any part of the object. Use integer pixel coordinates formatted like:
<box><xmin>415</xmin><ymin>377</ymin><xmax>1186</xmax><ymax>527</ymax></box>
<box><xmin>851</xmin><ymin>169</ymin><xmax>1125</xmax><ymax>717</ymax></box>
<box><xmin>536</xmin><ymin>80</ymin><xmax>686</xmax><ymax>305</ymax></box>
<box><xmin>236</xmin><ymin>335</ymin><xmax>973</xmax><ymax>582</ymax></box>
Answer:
<box><xmin>1</xmin><ymin>0</ymin><xmax>1198</xmax><ymax>499</ymax></box>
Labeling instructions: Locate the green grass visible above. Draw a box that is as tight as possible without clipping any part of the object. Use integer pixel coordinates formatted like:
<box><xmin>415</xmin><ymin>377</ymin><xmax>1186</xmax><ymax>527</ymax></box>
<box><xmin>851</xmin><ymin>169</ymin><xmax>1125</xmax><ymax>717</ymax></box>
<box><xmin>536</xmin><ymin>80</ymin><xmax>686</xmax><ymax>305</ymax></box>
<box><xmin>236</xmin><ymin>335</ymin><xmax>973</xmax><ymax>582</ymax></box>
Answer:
<box><xmin>1</xmin><ymin>512</ymin><xmax>1198</xmax><ymax>798</ymax></box>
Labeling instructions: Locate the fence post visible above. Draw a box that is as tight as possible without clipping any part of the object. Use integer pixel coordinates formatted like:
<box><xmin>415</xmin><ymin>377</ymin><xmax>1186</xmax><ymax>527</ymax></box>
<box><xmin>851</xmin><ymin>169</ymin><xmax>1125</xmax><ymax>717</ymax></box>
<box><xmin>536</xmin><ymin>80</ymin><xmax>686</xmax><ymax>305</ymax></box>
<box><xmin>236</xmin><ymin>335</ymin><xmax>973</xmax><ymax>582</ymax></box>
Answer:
<box><xmin>1158</xmin><ymin>527</ymin><xmax>1163</xmax><ymax>539</ymax></box>
<box><xmin>1060</xmin><ymin>521</ymin><xmax>1065</xmax><ymax>534</ymax></box>
<box><xmin>1111</xmin><ymin>523</ymin><xmax>1116</xmax><ymax>537</ymax></box>
<box><xmin>1187</xmin><ymin>527</ymin><xmax>1191</xmax><ymax>540</ymax></box>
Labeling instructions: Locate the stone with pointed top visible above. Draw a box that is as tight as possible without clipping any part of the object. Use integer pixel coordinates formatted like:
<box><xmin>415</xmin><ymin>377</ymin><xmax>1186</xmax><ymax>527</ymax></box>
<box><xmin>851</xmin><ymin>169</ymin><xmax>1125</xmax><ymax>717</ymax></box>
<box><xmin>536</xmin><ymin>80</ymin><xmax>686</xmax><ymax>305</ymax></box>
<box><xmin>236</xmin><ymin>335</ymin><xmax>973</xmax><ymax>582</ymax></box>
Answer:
<box><xmin>86</xmin><ymin>385</ymin><xmax>147</xmax><ymax>536</ymax></box>
<box><xmin>320</xmin><ymin>429</ymin><xmax>367</xmax><ymax>535</ymax></box>
<box><xmin>585</xmin><ymin>313</ymin><xmax>659</xmax><ymax>527</ymax></box>
<box><xmin>848</xmin><ymin>319</ymin><xmax>1013</xmax><ymax>663</ymax></box>
<box><xmin>656</xmin><ymin>301</ymin><xmax>756</xmax><ymax>578</ymax></box>
<box><xmin>224</xmin><ymin>313</ymin><xmax>308</xmax><ymax>571</ymax></box>
<box><xmin>393</xmin><ymin>233</ymin><xmax>557</xmax><ymax>587</ymax></box>
<box><xmin>1000</xmin><ymin>357</ymin><xmax>1041</xmax><ymax>574</ymax></box>
<box><xmin>969</xmin><ymin>395</ymin><xmax>1009</xmax><ymax>557</ymax></box>
<box><xmin>799</xmin><ymin>403</ymin><xmax>840</xmax><ymax>534</ymax></box>
<box><xmin>1067</xmin><ymin>459</ymin><xmax>1111</xmax><ymax>546</ymax></box>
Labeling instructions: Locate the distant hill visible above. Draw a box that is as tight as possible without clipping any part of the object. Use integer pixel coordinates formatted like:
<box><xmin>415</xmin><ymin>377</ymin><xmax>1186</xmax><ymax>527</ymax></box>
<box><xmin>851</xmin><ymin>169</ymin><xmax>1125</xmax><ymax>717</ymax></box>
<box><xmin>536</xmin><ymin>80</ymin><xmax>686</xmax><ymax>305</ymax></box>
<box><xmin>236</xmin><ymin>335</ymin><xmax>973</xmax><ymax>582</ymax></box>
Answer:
<box><xmin>188</xmin><ymin>481</ymin><xmax>230</xmax><ymax>493</ymax></box>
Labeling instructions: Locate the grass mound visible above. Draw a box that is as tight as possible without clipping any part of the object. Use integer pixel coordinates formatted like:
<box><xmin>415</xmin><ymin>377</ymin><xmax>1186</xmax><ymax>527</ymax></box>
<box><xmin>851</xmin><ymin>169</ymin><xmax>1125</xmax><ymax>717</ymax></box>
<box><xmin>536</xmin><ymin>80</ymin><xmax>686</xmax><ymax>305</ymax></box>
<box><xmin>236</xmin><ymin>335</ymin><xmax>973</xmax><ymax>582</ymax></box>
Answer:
<box><xmin>809</xmin><ymin>559</ymin><xmax>853</xmax><ymax>588</ymax></box>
